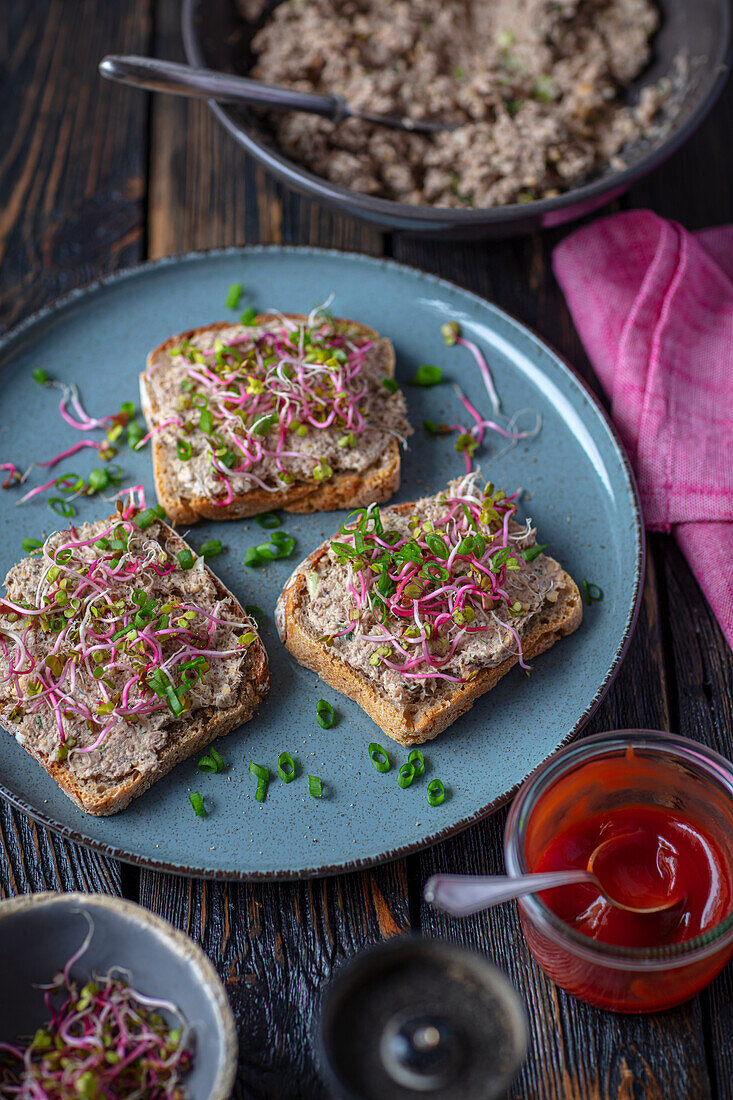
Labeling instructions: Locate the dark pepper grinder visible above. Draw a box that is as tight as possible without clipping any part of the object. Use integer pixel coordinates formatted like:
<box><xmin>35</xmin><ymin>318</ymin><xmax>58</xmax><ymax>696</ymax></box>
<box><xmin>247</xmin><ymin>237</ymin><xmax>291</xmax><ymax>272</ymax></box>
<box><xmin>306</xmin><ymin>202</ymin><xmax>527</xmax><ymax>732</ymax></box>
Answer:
<box><xmin>317</xmin><ymin>937</ymin><xmax>527</xmax><ymax>1099</ymax></box>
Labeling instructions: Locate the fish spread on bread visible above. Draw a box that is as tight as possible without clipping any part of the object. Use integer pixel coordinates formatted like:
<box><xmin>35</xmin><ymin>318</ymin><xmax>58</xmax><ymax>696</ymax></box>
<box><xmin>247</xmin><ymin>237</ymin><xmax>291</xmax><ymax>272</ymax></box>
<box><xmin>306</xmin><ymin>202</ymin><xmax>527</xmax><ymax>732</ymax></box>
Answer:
<box><xmin>140</xmin><ymin>308</ymin><xmax>412</xmax><ymax>523</ymax></box>
<box><xmin>276</xmin><ymin>473</ymin><xmax>582</xmax><ymax>745</ymax></box>
<box><xmin>0</xmin><ymin>507</ymin><xmax>269</xmax><ymax>814</ymax></box>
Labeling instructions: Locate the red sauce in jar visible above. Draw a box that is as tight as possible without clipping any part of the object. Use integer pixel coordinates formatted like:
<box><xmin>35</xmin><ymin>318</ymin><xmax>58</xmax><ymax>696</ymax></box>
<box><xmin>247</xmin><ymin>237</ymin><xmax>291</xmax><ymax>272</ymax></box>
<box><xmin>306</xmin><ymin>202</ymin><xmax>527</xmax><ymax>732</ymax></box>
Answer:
<box><xmin>534</xmin><ymin>803</ymin><xmax>731</xmax><ymax>948</ymax></box>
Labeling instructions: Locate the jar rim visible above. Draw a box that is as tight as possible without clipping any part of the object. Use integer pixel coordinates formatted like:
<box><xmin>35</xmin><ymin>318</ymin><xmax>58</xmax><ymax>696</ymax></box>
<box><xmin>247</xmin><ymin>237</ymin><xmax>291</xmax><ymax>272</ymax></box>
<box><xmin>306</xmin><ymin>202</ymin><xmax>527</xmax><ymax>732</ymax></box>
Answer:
<box><xmin>504</xmin><ymin>729</ymin><xmax>733</xmax><ymax>968</ymax></box>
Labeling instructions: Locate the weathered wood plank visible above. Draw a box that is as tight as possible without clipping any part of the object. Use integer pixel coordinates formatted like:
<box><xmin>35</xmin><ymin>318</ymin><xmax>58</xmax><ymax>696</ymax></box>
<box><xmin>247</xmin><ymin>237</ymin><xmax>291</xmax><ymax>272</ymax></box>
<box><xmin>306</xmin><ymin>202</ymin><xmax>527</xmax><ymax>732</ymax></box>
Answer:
<box><xmin>0</xmin><ymin>0</ymin><xmax>151</xmax><ymax>332</ymax></box>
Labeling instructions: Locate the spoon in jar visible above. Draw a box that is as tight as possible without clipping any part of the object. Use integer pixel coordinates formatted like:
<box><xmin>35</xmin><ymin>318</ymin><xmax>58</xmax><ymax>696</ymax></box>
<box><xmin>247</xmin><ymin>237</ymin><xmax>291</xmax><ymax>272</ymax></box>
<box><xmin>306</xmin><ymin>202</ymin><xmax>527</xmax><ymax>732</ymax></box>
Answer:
<box><xmin>424</xmin><ymin>833</ymin><xmax>685</xmax><ymax>918</ymax></box>
<box><xmin>99</xmin><ymin>55</ymin><xmax>453</xmax><ymax>135</ymax></box>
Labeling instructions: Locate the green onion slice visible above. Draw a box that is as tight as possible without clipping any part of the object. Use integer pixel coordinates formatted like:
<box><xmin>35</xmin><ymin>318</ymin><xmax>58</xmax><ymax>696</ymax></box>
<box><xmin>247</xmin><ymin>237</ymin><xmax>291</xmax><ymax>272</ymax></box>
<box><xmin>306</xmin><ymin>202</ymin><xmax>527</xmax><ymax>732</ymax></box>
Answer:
<box><xmin>398</xmin><ymin>762</ymin><xmax>416</xmax><ymax>789</ymax></box>
<box><xmin>308</xmin><ymin>775</ymin><xmax>323</xmax><ymax>798</ymax></box>
<box><xmin>255</xmin><ymin>777</ymin><xmax>267</xmax><ymax>802</ymax></box>
<box><xmin>582</xmin><ymin>579</ymin><xmax>604</xmax><ymax>604</ymax></box>
<box><xmin>240</xmin><ymin>306</ymin><xmax>258</xmax><ymax>325</ymax></box>
<box><xmin>199</xmin><ymin>540</ymin><xmax>223</xmax><ymax>558</ymax></box>
<box><xmin>49</xmin><ymin>497</ymin><xmax>75</xmax><ymax>518</ymax></box>
<box><xmin>244</xmin><ymin>547</ymin><xmax>261</xmax><ymax>567</ymax></box>
<box><xmin>177</xmin><ymin>549</ymin><xmax>195</xmax><ymax>570</ymax></box>
<box><xmin>22</xmin><ymin>538</ymin><xmax>43</xmax><ymax>553</ymax></box>
<box><xmin>368</xmin><ymin>742</ymin><xmax>390</xmax><ymax>773</ymax></box>
<box><xmin>198</xmin><ymin>748</ymin><xmax>224</xmax><ymax>773</ymax></box>
<box><xmin>177</xmin><ymin>439</ymin><xmax>193</xmax><ymax>461</ymax></box>
<box><xmin>33</xmin><ymin>368</ymin><xmax>48</xmax><ymax>384</ymax></box>
<box><xmin>408</xmin><ymin>748</ymin><xmax>425</xmax><ymax>777</ymax></box>
<box><xmin>410</xmin><ymin>364</ymin><xmax>443</xmax><ymax>387</ymax></box>
<box><xmin>249</xmin><ymin>761</ymin><xmax>268</xmax><ymax>782</ymax></box>
<box><xmin>135</xmin><ymin>508</ymin><xmax>162</xmax><ymax>530</ymax></box>
<box><xmin>189</xmin><ymin>791</ymin><xmax>206</xmax><ymax>817</ymax></box>
<box><xmin>278</xmin><ymin>751</ymin><xmax>296</xmax><ymax>783</ymax></box>
<box><xmin>225</xmin><ymin>282</ymin><xmax>243</xmax><ymax>309</ymax></box>
<box><xmin>316</xmin><ymin>699</ymin><xmax>335</xmax><ymax>729</ymax></box>
<box><xmin>199</xmin><ymin>409</ymin><xmax>213</xmax><ymax>434</ymax></box>
<box><xmin>254</xmin><ymin>512</ymin><xmax>281</xmax><ymax>528</ymax></box>
<box><xmin>381</xmin><ymin>377</ymin><xmax>399</xmax><ymax>393</ymax></box>
<box><xmin>427</xmin><ymin>779</ymin><xmax>446</xmax><ymax>806</ymax></box>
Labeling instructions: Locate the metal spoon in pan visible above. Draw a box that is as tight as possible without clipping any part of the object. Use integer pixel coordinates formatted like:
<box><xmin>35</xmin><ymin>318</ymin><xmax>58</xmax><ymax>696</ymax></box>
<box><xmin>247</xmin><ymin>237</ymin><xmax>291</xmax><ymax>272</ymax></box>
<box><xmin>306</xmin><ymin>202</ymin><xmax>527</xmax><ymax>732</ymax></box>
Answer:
<box><xmin>424</xmin><ymin>833</ymin><xmax>685</xmax><ymax>918</ymax></box>
<box><xmin>99</xmin><ymin>55</ymin><xmax>452</xmax><ymax>135</ymax></box>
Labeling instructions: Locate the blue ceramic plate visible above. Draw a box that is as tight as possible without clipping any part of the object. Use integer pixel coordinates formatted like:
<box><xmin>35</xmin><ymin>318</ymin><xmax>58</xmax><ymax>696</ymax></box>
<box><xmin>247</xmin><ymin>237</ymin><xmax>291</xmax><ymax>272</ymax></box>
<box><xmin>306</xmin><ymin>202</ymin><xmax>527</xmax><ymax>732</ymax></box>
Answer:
<box><xmin>0</xmin><ymin>249</ymin><xmax>643</xmax><ymax>879</ymax></box>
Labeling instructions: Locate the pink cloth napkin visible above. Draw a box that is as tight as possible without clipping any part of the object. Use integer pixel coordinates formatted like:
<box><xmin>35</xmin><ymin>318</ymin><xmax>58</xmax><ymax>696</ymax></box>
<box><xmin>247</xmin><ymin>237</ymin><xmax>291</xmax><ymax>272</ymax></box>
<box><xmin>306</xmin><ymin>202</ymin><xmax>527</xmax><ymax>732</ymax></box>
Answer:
<box><xmin>553</xmin><ymin>210</ymin><xmax>733</xmax><ymax>649</ymax></box>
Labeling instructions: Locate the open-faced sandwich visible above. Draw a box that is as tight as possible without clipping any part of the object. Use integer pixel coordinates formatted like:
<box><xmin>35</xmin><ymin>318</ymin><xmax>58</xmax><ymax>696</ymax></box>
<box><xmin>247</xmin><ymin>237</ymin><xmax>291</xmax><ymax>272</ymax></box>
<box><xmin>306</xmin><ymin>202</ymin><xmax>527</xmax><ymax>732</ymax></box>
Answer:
<box><xmin>0</xmin><ymin>507</ymin><xmax>269</xmax><ymax>815</ymax></box>
<box><xmin>140</xmin><ymin>308</ymin><xmax>412</xmax><ymax>523</ymax></box>
<box><xmin>276</xmin><ymin>474</ymin><xmax>581</xmax><ymax>745</ymax></box>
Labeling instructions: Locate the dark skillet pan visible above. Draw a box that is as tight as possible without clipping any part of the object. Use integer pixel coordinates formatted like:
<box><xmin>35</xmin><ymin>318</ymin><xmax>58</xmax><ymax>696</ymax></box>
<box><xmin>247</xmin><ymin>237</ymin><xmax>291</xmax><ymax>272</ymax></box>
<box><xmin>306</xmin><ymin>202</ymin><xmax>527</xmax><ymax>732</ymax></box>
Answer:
<box><xmin>182</xmin><ymin>0</ymin><xmax>732</xmax><ymax>239</ymax></box>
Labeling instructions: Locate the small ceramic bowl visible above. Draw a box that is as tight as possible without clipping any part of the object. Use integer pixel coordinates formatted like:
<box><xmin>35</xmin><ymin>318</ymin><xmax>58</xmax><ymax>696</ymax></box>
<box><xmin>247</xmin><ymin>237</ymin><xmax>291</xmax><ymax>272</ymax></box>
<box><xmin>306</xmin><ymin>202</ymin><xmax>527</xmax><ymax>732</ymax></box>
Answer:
<box><xmin>0</xmin><ymin>892</ymin><xmax>237</xmax><ymax>1099</ymax></box>
<box><xmin>504</xmin><ymin>730</ymin><xmax>733</xmax><ymax>1012</ymax></box>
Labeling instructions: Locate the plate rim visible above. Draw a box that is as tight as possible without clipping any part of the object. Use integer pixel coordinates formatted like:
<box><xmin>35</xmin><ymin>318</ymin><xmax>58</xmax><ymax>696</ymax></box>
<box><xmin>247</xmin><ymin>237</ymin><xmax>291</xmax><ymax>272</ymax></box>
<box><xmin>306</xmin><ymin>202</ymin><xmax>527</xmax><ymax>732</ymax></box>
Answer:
<box><xmin>0</xmin><ymin>245</ymin><xmax>645</xmax><ymax>880</ymax></box>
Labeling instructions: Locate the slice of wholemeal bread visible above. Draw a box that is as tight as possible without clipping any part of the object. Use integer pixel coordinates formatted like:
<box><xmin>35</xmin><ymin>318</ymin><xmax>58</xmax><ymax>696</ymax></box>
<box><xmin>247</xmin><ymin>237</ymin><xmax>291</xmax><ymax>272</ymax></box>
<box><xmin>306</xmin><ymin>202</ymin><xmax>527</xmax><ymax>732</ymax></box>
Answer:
<box><xmin>140</xmin><ymin>314</ymin><xmax>411</xmax><ymax>524</ymax></box>
<box><xmin>0</xmin><ymin>515</ymin><xmax>269</xmax><ymax>815</ymax></box>
<box><xmin>276</xmin><ymin>481</ymin><xmax>582</xmax><ymax>746</ymax></box>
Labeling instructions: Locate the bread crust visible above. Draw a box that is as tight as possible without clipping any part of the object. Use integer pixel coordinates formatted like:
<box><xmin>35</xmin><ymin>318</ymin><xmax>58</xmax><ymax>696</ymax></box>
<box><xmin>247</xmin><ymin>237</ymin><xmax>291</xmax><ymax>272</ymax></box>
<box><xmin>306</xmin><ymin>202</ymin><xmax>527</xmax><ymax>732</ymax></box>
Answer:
<box><xmin>0</xmin><ymin>523</ymin><xmax>270</xmax><ymax>816</ymax></box>
<box><xmin>140</xmin><ymin>315</ymin><xmax>401</xmax><ymax>524</ymax></box>
<box><xmin>276</xmin><ymin>504</ymin><xmax>582</xmax><ymax>746</ymax></box>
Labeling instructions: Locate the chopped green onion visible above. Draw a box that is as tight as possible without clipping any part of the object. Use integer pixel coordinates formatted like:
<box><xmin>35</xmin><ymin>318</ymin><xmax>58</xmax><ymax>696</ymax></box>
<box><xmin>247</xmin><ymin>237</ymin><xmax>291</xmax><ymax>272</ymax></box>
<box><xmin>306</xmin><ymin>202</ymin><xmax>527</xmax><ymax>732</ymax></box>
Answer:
<box><xmin>398</xmin><ymin>762</ymin><xmax>416</xmax><ymax>789</ymax></box>
<box><xmin>368</xmin><ymin>742</ymin><xmax>390</xmax><ymax>773</ymax></box>
<box><xmin>120</xmin><ymin>401</ymin><xmax>135</xmax><ymax>417</ymax></box>
<box><xmin>249</xmin><ymin>761</ymin><xmax>269</xmax><ymax>782</ymax></box>
<box><xmin>240</xmin><ymin>306</ymin><xmax>258</xmax><ymax>325</ymax></box>
<box><xmin>189</xmin><ymin>791</ymin><xmax>206</xmax><ymax>817</ymax></box>
<box><xmin>308</xmin><ymin>775</ymin><xmax>323</xmax><ymax>798</ymax></box>
<box><xmin>225</xmin><ymin>282</ymin><xmax>243</xmax><ymax>309</ymax></box>
<box><xmin>408</xmin><ymin>748</ymin><xmax>425</xmax><ymax>777</ymax></box>
<box><xmin>255</xmin><ymin>777</ymin><xmax>267</xmax><ymax>802</ymax></box>
<box><xmin>49</xmin><ymin>497</ymin><xmax>75</xmax><ymax>518</ymax></box>
<box><xmin>198</xmin><ymin>748</ymin><xmax>224</xmax><ymax>773</ymax></box>
<box><xmin>199</xmin><ymin>539</ymin><xmax>223</xmax><ymax>558</ymax></box>
<box><xmin>22</xmin><ymin>538</ymin><xmax>43</xmax><ymax>553</ymax></box>
<box><xmin>244</xmin><ymin>547</ymin><xmax>261</xmax><ymax>567</ymax></box>
<box><xmin>582</xmin><ymin>580</ymin><xmax>604</xmax><ymax>604</ymax></box>
<box><xmin>254</xmin><ymin>512</ymin><xmax>281</xmax><ymax>528</ymax></box>
<box><xmin>177</xmin><ymin>549</ymin><xmax>195</xmax><ymax>570</ymax></box>
<box><xmin>427</xmin><ymin>779</ymin><xmax>446</xmax><ymax>806</ymax></box>
<box><xmin>410</xmin><ymin>364</ymin><xmax>443</xmax><ymax>387</ymax></box>
<box><xmin>199</xmin><ymin>408</ymin><xmax>213</xmax><ymax>434</ymax></box>
<box><xmin>33</xmin><ymin>368</ymin><xmax>48</xmax><ymax>384</ymax></box>
<box><xmin>135</xmin><ymin>508</ymin><xmax>161</xmax><ymax>530</ymax></box>
<box><xmin>278</xmin><ymin>751</ymin><xmax>296</xmax><ymax>782</ymax></box>
<box><xmin>316</xmin><ymin>699</ymin><xmax>335</xmax><ymax>729</ymax></box>
<box><xmin>177</xmin><ymin>439</ymin><xmax>193</xmax><ymax>461</ymax></box>
<box><xmin>381</xmin><ymin>377</ymin><xmax>399</xmax><ymax>393</ymax></box>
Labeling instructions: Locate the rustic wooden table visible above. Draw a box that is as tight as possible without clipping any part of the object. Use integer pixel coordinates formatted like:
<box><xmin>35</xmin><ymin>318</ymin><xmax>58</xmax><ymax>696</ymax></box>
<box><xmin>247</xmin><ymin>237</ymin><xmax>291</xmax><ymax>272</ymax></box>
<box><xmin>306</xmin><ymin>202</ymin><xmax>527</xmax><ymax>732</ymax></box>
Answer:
<box><xmin>2</xmin><ymin>3</ymin><xmax>732</xmax><ymax>1097</ymax></box>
